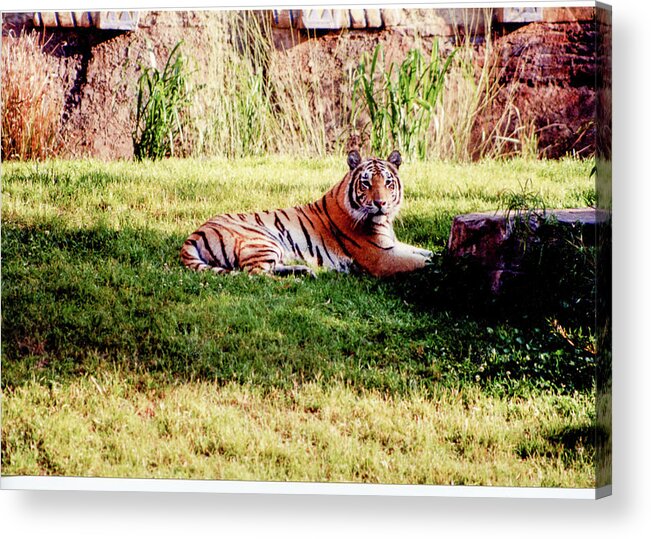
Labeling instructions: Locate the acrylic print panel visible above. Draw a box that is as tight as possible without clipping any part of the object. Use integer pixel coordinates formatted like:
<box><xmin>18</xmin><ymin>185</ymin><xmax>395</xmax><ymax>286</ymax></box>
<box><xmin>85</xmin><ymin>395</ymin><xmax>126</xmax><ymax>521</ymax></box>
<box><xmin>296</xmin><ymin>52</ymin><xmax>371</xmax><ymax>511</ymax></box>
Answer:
<box><xmin>0</xmin><ymin>2</ymin><xmax>611</xmax><ymax>498</ymax></box>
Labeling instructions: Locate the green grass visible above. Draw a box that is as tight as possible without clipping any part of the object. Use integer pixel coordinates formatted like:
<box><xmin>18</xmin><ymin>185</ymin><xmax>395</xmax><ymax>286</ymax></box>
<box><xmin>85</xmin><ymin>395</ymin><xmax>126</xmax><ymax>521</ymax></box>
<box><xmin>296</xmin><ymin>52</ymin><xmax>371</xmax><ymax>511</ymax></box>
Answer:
<box><xmin>1</xmin><ymin>156</ymin><xmax>598</xmax><ymax>485</ymax></box>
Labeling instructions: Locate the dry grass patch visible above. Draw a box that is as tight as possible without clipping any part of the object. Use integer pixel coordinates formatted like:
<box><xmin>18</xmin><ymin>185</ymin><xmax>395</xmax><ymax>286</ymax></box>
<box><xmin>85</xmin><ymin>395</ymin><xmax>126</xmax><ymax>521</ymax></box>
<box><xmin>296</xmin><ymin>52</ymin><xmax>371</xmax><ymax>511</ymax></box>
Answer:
<box><xmin>2</xmin><ymin>374</ymin><xmax>595</xmax><ymax>487</ymax></box>
<box><xmin>1</xmin><ymin>31</ymin><xmax>64</xmax><ymax>160</ymax></box>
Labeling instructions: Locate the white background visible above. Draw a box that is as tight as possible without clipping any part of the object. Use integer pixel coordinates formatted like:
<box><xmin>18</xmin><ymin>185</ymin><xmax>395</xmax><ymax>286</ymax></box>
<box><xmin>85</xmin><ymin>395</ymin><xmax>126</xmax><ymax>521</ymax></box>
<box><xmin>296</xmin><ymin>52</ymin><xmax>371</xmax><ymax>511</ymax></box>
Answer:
<box><xmin>1</xmin><ymin>0</ymin><xmax>649</xmax><ymax>536</ymax></box>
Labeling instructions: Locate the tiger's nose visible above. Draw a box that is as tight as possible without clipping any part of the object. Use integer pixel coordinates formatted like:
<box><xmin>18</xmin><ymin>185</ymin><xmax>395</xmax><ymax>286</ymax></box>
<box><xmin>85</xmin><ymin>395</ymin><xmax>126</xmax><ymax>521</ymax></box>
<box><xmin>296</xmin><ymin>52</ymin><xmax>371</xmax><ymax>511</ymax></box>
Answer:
<box><xmin>373</xmin><ymin>199</ymin><xmax>386</xmax><ymax>209</ymax></box>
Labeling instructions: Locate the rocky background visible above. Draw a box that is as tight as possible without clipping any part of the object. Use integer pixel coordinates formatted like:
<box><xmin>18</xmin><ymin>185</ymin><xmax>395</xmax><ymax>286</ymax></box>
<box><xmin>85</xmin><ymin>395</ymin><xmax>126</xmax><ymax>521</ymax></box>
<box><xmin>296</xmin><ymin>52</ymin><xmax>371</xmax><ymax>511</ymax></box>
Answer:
<box><xmin>2</xmin><ymin>8</ymin><xmax>601</xmax><ymax>160</ymax></box>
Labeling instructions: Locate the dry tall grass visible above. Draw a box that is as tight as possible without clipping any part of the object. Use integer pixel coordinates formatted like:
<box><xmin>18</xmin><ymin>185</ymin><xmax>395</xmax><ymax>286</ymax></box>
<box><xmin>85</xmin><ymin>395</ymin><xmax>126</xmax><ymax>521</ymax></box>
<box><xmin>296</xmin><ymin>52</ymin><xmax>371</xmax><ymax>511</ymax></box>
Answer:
<box><xmin>1</xmin><ymin>31</ymin><xmax>64</xmax><ymax>160</ymax></box>
<box><xmin>0</xmin><ymin>11</ymin><xmax>554</xmax><ymax>162</ymax></box>
<box><xmin>187</xmin><ymin>11</ymin><xmax>334</xmax><ymax>158</ymax></box>
<box><xmin>346</xmin><ymin>9</ymin><xmax>543</xmax><ymax>161</ymax></box>
<box><xmin>430</xmin><ymin>8</ymin><xmax>541</xmax><ymax>161</ymax></box>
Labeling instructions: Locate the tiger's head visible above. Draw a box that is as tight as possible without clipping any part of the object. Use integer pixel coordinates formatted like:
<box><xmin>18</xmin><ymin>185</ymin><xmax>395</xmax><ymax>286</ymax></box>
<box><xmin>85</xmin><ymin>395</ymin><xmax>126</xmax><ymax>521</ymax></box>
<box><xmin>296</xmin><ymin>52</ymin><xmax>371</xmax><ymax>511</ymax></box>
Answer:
<box><xmin>345</xmin><ymin>150</ymin><xmax>403</xmax><ymax>226</ymax></box>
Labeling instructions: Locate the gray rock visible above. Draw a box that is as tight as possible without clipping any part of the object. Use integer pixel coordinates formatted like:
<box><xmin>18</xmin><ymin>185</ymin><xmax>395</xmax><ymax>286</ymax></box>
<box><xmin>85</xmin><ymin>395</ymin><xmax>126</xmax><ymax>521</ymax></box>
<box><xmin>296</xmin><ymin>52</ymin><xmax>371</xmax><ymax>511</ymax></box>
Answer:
<box><xmin>446</xmin><ymin>209</ymin><xmax>603</xmax><ymax>295</ymax></box>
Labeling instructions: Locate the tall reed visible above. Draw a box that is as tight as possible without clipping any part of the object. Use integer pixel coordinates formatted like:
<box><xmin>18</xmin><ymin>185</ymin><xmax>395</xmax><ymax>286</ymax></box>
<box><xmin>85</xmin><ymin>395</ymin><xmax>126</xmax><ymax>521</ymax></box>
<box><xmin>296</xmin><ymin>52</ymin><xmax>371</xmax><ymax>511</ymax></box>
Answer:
<box><xmin>133</xmin><ymin>40</ymin><xmax>195</xmax><ymax>160</ymax></box>
<box><xmin>1</xmin><ymin>31</ymin><xmax>63</xmax><ymax>160</ymax></box>
<box><xmin>188</xmin><ymin>11</ymin><xmax>336</xmax><ymax>158</ymax></box>
<box><xmin>267</xmin><ymin>35</ymin><xmax>332</xmax><ymax>157</ymax></box>
<box><xmin>190</xmin><ymin>11</ymin><xmax>274</xmax><ymax>158</ymax></box>
<box><xmin>168</xmin><ymin>9</ymin><xmax>545</xmax><ymax>161</ymax></box>
<box><xmin>348</xmin><ymin>9</ymin><xmax>543</xmax><ymax>161</ymax></box>
<box><xmin>352</xmin><ymin>42</ymin><xmax>456</xmax><ymax>160</ymax></box>
<box><xmin>430</xmin><ymin>8</ymin><xmax>542</xmax><ymax>161</ymax></box>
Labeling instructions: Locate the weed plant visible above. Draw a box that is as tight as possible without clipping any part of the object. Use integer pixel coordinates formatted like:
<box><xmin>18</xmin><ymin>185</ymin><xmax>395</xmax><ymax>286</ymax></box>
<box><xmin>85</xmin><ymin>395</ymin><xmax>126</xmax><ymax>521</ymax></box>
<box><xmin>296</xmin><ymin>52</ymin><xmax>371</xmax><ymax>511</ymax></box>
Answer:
<box><xmin>498</xmin><ymin>178</ymin><xmax>548</xmax><ymax>238</ymax></box>
<box><xmin>352</xmin><ymin>43</ymin><xmax>456</xmax><ymax>159</ymax></box>
<box><xmin>133</xmin><ymin>41</ymin><xmax>195</xmax><ymax>160</ymax></box>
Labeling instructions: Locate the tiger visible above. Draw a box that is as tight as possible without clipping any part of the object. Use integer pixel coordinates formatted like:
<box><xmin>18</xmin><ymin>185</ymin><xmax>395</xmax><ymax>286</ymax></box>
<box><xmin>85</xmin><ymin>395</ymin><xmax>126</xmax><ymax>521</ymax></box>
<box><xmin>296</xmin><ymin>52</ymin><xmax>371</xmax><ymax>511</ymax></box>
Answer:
<box><xmin>180</xmin><ymin>150</ymin><xmax>432</xmax><ymax>278</ymax></box>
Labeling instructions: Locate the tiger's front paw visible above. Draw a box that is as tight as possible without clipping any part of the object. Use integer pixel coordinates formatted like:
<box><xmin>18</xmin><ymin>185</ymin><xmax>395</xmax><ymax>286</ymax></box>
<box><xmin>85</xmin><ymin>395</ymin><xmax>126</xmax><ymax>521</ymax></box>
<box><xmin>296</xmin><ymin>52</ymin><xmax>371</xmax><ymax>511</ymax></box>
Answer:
<box><xmin>274</xmin><ymin>264</ymin><xmax>317</xmax><ymax>279</ymax></box>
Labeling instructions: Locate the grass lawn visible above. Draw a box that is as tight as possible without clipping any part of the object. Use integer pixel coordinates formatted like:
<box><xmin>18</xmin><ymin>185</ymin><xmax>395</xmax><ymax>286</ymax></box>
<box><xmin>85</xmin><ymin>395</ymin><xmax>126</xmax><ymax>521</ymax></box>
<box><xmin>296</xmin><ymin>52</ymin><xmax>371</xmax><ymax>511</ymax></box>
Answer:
<box><xmin>1</xmin><ymin>156</ymin><xmax>598</xmax><ymax>486</ymax></box>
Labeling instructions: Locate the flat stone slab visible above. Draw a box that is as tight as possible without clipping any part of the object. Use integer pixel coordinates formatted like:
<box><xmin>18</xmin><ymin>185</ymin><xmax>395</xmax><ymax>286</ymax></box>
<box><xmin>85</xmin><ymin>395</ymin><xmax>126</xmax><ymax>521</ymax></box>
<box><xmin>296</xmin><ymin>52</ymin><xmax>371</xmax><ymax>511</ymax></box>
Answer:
<box><xmin>447</xmin><ymin>208</ymin><xmax>603</xmax><ymax>295</ymax></box>
<box><xmin>448</xmin><ymin>209</ymin><xmax>600</xmax><ymax>260</ymax></box>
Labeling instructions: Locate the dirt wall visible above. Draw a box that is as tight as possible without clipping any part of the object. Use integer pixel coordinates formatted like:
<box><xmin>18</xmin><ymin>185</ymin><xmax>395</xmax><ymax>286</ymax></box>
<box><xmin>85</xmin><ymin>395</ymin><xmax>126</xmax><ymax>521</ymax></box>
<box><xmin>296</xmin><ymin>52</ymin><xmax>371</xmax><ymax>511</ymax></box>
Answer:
<box><xmin>488</xmin><ymin>20</ymin><xmax>598</xmax><ymax>158</ymax></box>
<box><xmin>3</xmin><ymin>11</ymin><xmax>221</xmax><ymax>159</ymax></box>
<box><xmin>2</xmin><ymin>9</ymin><xmax>601</xmax><ymax>160</ymax></box>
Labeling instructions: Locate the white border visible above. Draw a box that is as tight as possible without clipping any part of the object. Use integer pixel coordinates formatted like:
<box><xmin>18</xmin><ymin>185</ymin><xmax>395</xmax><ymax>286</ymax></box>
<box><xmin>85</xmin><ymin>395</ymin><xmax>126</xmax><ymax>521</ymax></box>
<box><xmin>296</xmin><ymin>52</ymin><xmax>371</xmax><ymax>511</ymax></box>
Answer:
<box><xmin>7</xmin><ymin>1</ymin><xmax>651</xmax><ymax>537</ymax></box>
<box><xmin>1</xmin><ymin>0</ymin><xmax>613</xmax><ymax>504</ymax></box>
<box><xmin>0</xmin><ymin>476</ymin><xmax>611</xmax><ymax>499</ymax></box>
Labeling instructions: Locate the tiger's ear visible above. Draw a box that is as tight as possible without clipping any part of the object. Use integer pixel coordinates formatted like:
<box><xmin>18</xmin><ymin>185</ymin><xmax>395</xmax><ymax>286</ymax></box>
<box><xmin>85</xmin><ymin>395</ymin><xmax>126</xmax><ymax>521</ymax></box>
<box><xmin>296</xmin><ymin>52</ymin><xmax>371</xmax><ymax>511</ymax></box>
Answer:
<box><xmin>347</xmin><ymin>150</ymin><xmax>362</xmax><ymax>170</ymax></box>
<box><xmin>387</xmin><ymin>150</ymin><xmax>402</xmax><ymax>169</ymax></box>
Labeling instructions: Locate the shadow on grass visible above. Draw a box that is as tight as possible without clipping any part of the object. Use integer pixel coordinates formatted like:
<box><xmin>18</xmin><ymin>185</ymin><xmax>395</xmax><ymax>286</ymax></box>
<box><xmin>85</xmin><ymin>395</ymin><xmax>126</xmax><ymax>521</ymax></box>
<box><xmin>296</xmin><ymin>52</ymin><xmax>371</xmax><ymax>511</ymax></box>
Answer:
<box><xmin>516</xmin><ymin>423</ymin><xmax>603</xmax><ymax>465</ymax></box>
<box><xmin>2</xmin><ymin>218</ymin><xmax>597</xmax><ymax>397</ymax></box>
<box><xmin>3</xmin><ymin>218</ymin><xmax>443</xmax><ymax>392</ymax></box>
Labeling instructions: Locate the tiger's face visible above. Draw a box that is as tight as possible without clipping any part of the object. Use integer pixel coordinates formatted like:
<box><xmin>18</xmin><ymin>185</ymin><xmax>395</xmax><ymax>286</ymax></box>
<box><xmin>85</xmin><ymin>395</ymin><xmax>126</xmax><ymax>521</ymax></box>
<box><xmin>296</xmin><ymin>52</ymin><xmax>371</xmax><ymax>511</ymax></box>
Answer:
<box><xmin>345</xmin><ymin>150</ymin><xmax>403</xmax><ymax>225</ymax></box>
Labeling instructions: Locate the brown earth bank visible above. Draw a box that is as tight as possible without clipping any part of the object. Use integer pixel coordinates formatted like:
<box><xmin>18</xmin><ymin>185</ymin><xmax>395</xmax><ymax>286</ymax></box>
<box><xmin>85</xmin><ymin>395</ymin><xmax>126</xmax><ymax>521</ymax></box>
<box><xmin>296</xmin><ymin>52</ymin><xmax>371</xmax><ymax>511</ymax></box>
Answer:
<box><xmin>484</xmin><ymin>21</ymin><xmax>598</xmax><ymax>158</ymax></box>
<box><xmin>2</xmin><ymin>9</ymin><xmax>601</xmax><ymax>160</ymax></box>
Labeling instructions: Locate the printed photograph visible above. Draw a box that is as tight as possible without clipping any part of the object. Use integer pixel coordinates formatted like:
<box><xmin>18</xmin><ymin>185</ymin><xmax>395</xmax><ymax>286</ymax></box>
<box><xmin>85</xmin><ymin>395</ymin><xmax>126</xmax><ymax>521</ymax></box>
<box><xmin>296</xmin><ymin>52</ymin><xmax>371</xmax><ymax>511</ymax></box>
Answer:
<box><xmin>1</xmin><ymin>5</ymin><xmax>611</xmax><ymax>492</ymax></box>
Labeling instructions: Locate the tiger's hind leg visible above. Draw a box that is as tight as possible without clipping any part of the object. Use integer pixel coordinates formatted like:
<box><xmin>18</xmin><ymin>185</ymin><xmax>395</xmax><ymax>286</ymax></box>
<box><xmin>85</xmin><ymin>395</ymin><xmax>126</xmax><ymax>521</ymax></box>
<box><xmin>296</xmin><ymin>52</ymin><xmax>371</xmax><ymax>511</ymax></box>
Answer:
<box><xmin>237</xmin><ymin>240</ymin><xmax>316</xmax><ymax>278</ymax></box>
<box><xmin>237</xmin><ymin>239</ymin><xmax>284</xmax><ymax>276</ymax></box>
<box><xmin>181</xmin><ymin>238</ymin><xmax>230</xmax><ymax>273</ymax></box>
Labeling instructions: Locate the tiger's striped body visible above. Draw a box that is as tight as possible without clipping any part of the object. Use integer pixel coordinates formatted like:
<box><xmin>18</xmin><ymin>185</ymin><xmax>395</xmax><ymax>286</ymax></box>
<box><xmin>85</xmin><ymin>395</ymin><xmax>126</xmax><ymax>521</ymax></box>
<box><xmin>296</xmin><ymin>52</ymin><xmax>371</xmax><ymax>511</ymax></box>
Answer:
<box><xmin>180</xmin><ymin>151</ymin><xmax>432</xmax><ymax>278</ymax></box>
